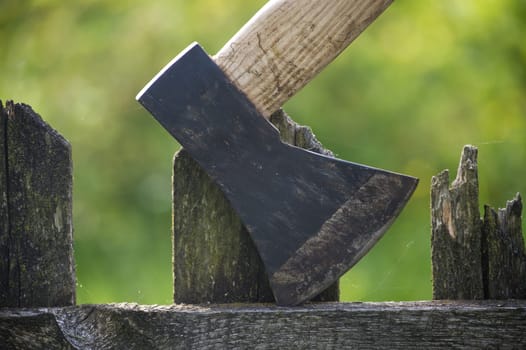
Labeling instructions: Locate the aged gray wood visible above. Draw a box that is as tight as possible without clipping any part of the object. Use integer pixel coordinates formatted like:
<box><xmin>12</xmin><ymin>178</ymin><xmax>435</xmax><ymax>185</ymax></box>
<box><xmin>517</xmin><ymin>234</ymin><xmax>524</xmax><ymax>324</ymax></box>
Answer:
<box><xmin>0</xmin><ymin>100</ymin><xmax>75</xmax><ymax>307</ymax></box>
<box><xmin>268</xmin><ymin>110</ymin><xmax>339</xmax><ymax>302</ymax></box>
<box><xmin>431</xmin><ymin>145</ymin><xmax>484</xmax><ymax>299</ymax></box>
<box><xmin>1</xmin><ymin>301</ymin><xmax>525</xmax><ymax>349</ymax></box>
<box><xmin>268</xmin><ymin>109</ymin><xmax>334</xmax><ymax>157</ymax></box>
<box><xmin>0</xmin><ymin>102</ymin><xmax>8</xmax><ymax>303</ymax></box>
<box><xmin>482</xmin><ymin>194</ymin><xmax>526</xmax><ymax>299</ymax></box>
<box><xmin>431</xmin><ymin>145</ymin><xmax>526</xmax><ymax>300</ymax></box>
<box><xmin>173</xmin><ymin>109</ymin><xmax>338</xmax><ymax>304</ymax></box>
<box><xmin>172</xmin><ymin>149</ymin><xmax>274</xmax><ymax>303</ymax></box>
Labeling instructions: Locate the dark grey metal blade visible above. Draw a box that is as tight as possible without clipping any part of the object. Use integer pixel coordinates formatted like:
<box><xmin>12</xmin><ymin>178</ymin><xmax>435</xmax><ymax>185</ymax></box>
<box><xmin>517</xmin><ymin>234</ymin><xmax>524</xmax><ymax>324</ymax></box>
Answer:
<box><xmin>137</xmin><ymin>42</ymin><xmax>418</xmax><ymax>306</ymax></box>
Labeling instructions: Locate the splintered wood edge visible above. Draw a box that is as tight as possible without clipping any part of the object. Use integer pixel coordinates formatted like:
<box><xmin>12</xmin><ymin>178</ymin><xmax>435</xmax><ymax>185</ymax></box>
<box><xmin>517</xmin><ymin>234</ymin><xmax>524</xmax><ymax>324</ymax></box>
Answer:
<box><xmin>431</xmin><ymin>144</ymin><xmax>526</xmax><ymax>300</ymax></box>
<box><xmin>482</xmin><ymin>193</ymin><xmax>526</xmax><ymax>299</ymax></box>
<box><xmin>431</xmin><ymin>145</ymin><xmax>484</xmax><ymax>300</ymax></box>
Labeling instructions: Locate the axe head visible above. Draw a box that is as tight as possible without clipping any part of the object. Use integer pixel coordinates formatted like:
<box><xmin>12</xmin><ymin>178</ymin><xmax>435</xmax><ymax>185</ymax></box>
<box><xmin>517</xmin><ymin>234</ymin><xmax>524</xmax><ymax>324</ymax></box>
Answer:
<box><xmin>137</xmin><ymin>43</ymin><xmax>418</xmax><ymax>306</ymax></box>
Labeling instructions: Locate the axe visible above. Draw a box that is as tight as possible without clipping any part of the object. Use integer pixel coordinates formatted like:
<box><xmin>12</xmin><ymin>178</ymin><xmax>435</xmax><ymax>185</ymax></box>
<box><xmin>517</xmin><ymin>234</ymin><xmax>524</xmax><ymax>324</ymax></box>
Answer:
<box><xmin>136</xmin><ymin>0</ymin><xmax>418</xmax><ymax>306</ymax></box>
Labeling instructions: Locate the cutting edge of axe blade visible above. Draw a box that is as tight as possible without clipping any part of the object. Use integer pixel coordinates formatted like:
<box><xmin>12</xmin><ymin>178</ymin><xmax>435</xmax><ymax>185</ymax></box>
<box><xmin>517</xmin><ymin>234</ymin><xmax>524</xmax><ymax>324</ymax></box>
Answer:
<box><xmin>136</xmin><ymin>42</ymin><xmax>418</xmax><ymax>306</ymax></box>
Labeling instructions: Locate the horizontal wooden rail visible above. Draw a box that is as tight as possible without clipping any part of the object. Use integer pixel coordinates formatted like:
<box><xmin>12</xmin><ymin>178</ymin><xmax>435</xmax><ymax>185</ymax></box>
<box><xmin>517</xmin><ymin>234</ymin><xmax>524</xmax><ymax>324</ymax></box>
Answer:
<box><xmin>1</xmin><ymin>301</ymin><xmax>526</xmax><ymax>349</ymax></box>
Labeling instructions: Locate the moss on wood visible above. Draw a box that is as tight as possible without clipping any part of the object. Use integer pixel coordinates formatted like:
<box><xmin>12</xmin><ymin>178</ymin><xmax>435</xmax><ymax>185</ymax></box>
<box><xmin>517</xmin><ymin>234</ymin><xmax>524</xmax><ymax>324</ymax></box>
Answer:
<box><xmin>431</xmin><ymin>145</ymin><xmax>526</xmax><ymax>300</ymax></box>
<box><xmin>0</xmin><ymin>100</ymin><xmax>75</xmax><ymax>307</ymax></box>
<box><xmin>172</xmin><ymin>109</ymin><xmax>338</xmax><ymax>303</ymax></box>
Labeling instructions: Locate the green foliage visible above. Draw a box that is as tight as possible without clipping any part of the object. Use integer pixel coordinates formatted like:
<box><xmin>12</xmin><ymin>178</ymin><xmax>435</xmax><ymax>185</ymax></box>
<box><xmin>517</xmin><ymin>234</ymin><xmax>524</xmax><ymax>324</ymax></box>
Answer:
<box><xmin>1</xmin><ymin>0</ymin><xmax>524</xmax><ymax>304</ymax></box>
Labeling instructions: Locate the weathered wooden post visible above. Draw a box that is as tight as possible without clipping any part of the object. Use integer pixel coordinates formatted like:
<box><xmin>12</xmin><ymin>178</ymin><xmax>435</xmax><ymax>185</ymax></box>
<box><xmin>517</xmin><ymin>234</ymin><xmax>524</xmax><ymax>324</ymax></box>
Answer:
<box><xmin>431</xmin><ymin>145</ymin><xmax>526</xmax><ymax>300</ymax></box>
<box><xmin>172</xmin><ymin>109</ymin><xmax>339</xmax><ymax>303</ymax></box>
<box><xmin>0</xmin><ymin>100</ymin><xmax>75</xmax><ymax>307</ymax></box>
<box><xmin>483</xmin><ymin>193</ymin><xmax>526</xmax><ymax>298</ymax></box>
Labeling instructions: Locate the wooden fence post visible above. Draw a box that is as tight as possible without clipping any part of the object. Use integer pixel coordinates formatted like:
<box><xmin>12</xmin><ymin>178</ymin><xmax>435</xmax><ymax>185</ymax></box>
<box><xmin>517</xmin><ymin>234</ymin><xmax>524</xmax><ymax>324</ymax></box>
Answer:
<box><xmin>431</xmin><ymin>145</ymin><xmax>526</xmax><ymax>300</ymax></box>
<box><xmin>172</xmin><ymin>109</ymin><xmax>338</xmax><ymax>303</ymax></box>
<box><xmin>482</xmin><ymin>193</ymin><xmax>526</xmax><ymax>298</ymax></box>
<box><xmin>0</xmin><ymin>100</ymin><xmax>75</xmax><ymax>307</ymax></box>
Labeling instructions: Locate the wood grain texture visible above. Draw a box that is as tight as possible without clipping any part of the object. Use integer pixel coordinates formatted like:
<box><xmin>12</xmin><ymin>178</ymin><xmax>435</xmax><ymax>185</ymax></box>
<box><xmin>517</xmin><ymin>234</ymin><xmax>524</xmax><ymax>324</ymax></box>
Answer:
<box><xmin>431</xmin><ymin>145</ymin><xmax>526</xmax><ymax>300</ymax></box>
<box><xmin>1</xmin><ymin>301</ymin><xmax>525</xmax><ymax>349</ymax></box>
<box><xmin>431</xmin><ymin>145</ymin><xmax>484</xmax><ymax>299</ymax></box>
<box><xmin>482</xmin><ymin>194</ymin><xmax>526</xmax><ymax>299</ymax></box>
<box><xmin>214</xmin><ymin>0</ymin><xmax>393</xmax><ymax>117</ymax></box>
<box><xmin>172</xmin><ymin>149</ymin><xmax>274</xmax><ymax>303</ymax></box>
<box><xmin>172</xmin><ymin>109</ymin><xmax>338</xmax><ymax>304</ymax></box>
<box><xmin>0</xmin><ymin>100</ymin><xmax>75</xmax><ymax>307</ymax></box>
<box><xmin>0</xmin><ymin>102</ymin><xmax>8</xmax><ymax>303</ymax></box>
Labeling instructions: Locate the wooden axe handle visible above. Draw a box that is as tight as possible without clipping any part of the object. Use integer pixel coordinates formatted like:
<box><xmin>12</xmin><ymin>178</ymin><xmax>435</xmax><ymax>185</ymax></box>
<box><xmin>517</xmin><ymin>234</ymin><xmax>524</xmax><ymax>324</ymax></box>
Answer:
<box><xmin>213</xmin><ymin>0</ymin><xmax>393</xmax><ymax>118</ymax></box>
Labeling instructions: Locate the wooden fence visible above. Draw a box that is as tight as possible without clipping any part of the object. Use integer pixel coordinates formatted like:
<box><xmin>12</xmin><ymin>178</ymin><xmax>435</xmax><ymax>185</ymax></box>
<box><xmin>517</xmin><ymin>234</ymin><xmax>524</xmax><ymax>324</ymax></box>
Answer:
<box><xmin>1</xmin><ymin>100</ymin><xmax>525</xmax><ymax>349</ymax></box>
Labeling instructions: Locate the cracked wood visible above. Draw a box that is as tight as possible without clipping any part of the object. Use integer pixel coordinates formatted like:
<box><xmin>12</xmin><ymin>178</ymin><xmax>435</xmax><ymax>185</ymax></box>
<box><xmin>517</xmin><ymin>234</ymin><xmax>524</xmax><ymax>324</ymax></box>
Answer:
<box><xmin>1</xmin><ymin>301</ymin><xmax>526</xmax><ymax>349</ymax></box>
<box><xmin>431</xmin><ymin>145</ymin><xmax>526</xmax><ymax>300</ymax></box>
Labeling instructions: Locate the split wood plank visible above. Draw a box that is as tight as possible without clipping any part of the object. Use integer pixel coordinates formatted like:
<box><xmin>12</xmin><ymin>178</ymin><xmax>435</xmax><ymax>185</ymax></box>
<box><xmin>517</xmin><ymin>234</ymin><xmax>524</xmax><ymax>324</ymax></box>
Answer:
<box><xmin>172</xmin><ymin>109</ymin><xmax>338</xmax><ymax>304</ymax></box>
<box><xmin>0</xmin><ymin>100</ymin><xmax>75</xmax><ymax>307</ymax></box>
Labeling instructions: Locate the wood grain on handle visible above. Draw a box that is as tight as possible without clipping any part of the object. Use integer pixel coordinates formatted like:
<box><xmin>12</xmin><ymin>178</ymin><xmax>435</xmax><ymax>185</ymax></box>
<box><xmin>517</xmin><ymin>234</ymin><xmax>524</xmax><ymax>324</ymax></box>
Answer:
<box><xmin>213</xmin><ymin>0</ymin><xmax>393</xmax><ymax>118</ymax></box>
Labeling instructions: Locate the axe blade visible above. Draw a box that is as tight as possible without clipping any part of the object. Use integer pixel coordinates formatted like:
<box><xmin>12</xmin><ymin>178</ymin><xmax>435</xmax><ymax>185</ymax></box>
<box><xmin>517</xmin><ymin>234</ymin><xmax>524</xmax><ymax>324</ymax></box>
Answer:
<box><xmin>137</xmin><ymin>43</ymin><xmax>417</xmax><ymax>305</ymax></box>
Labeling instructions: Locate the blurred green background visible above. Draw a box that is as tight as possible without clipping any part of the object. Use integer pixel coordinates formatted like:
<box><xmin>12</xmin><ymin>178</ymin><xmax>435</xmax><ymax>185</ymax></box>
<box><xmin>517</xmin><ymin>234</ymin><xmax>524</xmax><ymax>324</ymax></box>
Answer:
<box><xmin>1</xmin><ymin>0</ymin><xmax>524</xmax><ymax>304</ymax></box>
